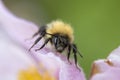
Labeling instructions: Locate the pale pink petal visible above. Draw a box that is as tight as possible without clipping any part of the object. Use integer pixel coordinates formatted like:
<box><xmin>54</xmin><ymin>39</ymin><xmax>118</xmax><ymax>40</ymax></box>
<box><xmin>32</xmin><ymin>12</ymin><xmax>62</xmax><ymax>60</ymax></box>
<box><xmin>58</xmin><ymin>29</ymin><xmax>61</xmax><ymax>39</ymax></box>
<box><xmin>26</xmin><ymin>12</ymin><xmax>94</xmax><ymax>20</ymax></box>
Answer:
<box><xmin>107</xmin><ymin>46</ymin><xmax>120</xmax><ymax>67</ymax></box>
<box><xmin>0</xmin><ymin>21</ymin><xmax>35</xmax><ymax>80</ymax></box>
<box><xmin>91</xmin><ymin>67</ymin><xmax>120</xmax><ymax>80</ymax></box>
<box><xmin>59</xmin><ymin>62</ymin><xmax>85</xmax><ymax>80</ymax></box>
<box><xmin>90</xmin><ymin>47</ymin><xmax>120</xmax><ymax>80</ymax></box>
<box><xmin>0</xmin><ymin>0</ymin><xmax>86</xmax><ymax>80</ymax></box>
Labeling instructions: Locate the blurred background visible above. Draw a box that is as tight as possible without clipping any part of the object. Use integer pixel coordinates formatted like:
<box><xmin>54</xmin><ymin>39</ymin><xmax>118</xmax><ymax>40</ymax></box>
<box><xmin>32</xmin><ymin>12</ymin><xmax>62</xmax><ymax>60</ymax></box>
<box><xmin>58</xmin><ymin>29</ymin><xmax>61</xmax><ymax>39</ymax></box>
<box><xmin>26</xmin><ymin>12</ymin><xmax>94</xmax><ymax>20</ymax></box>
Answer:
<box><xmin>3</xmin><ymin>0</ymin><xmax>120</xmax><ymax>78</ymax></box>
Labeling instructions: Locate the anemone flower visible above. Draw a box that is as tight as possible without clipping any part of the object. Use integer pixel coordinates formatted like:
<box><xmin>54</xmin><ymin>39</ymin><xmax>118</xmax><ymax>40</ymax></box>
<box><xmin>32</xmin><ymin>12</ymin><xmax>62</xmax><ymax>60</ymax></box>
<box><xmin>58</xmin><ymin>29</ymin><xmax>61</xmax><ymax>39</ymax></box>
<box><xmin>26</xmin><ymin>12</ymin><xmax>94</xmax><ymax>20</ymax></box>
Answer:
<box><xmin>1</xmin><ymin>0</ymin><xmax>120</xmax><ymax>80</ymax></box>
<box><xmin>0</xmin><ymin>0</ymin><xmax>86</xmax><ymax>80</ymax></box>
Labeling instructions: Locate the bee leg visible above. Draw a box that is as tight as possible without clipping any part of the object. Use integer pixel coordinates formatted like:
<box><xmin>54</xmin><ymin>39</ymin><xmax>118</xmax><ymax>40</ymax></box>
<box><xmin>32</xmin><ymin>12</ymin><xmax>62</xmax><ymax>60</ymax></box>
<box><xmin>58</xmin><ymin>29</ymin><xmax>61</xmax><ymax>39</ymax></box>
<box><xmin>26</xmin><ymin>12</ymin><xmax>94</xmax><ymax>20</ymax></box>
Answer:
<box><xmin>29</xmin><ymin>36</ymin><xmax>43</xmax><ymax>51</ymax></box>
<box><xmin>72</xmin><ymin>45</ymin><xmax>77</xmax><ymax>66</ymax></box>
<box><xmin>67</xmin><ymin>44</ymin><xmax>71</xmax><ymax>64</ymax></box>
<box><xmin>72</xmin><ymin>44</ymin><xmax>83</xmax><ymax>58</ymax></box>
<box><xmin>32</xmin><ymin>30</ymin><xmax>41</xmax><ymax>38</ymax></box>
<box><xmin>29</xmin><ymin>27</ymin><xmax>47</xmax><ymax>51</ymax></box>
<box><xmin>35</xmin><ymin>38</ymin><xmax>50</xmax><ymax>51</ymax></box>
<box><xmin>72</xmin><ymin>44</ymin><xmax>81</xmax><ymax>71</ymax></box>
<box><xmin>25</xmin><ymin>32</ymin><xmax>39</xmax><ymax>41</ymax></box>
<box><xmin>25</xmin><ymin>28</ymin><xmax>42</xmax><ymax>41</ymax></box>
<box><xmin>71</xmin><ymin>44</ymin><xmax>77</xmax><ymax>64</ymax></box>
<box><xmin>32</xmin><ymin>26</ymin><xmax>46</xmax><ymax>38</ymax></box>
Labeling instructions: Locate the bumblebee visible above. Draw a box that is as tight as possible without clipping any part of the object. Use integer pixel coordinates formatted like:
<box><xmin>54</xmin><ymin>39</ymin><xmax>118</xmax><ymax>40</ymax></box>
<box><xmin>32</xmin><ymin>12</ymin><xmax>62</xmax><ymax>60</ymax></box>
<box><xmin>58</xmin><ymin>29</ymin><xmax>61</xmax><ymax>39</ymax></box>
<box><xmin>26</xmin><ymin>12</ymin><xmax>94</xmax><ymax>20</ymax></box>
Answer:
<box><xmin>29</xmin><ymin>20</ymin><xmax>83</xmax><ymax>66</ymax></box>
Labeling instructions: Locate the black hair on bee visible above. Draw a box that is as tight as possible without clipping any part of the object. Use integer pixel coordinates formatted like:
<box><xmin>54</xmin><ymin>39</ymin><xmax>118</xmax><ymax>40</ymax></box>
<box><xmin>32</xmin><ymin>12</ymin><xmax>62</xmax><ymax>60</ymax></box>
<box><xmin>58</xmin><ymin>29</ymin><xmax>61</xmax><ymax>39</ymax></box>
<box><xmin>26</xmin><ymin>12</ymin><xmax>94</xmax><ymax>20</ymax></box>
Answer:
<box><xmin>29</xmin><ymin>20</ymin><xmax>83</xmax><ymax>67</ymax></box>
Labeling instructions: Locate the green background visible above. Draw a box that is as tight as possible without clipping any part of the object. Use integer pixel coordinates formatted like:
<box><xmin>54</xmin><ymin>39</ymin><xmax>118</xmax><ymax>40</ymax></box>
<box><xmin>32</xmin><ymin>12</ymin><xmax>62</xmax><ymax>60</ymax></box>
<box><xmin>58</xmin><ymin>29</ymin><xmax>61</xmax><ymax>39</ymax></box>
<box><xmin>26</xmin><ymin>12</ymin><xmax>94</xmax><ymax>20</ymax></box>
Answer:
<box><xmin>4</xmin><ymin>0</ymin><xmax>120</xmax><ymax>78</ymax></box>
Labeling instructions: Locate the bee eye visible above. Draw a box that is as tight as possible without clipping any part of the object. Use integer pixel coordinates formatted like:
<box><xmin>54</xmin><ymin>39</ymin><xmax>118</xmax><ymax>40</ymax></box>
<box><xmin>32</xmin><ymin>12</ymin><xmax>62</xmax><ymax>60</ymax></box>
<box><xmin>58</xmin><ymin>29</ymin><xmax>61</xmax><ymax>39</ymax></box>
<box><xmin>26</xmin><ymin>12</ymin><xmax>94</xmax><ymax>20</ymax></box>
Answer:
<box><xmin>52</xmin><ymin>36</ymin><xmax>59</xmax><ymax>45</ymax></box>
<box><xmin>54</xmin><ymin>37</ymin><xmax>57</xmax><ymax>44</ymax></box>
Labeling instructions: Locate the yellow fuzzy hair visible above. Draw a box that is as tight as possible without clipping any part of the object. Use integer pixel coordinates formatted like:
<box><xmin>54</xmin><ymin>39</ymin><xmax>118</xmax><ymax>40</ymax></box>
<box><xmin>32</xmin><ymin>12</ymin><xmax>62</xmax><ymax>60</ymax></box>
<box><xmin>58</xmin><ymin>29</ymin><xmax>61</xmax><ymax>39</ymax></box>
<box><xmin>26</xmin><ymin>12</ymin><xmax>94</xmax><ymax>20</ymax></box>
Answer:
<box><xmin>46</xmin><ymin>20</ymin><xmax>74</xmax><ymax>42</ymax></box>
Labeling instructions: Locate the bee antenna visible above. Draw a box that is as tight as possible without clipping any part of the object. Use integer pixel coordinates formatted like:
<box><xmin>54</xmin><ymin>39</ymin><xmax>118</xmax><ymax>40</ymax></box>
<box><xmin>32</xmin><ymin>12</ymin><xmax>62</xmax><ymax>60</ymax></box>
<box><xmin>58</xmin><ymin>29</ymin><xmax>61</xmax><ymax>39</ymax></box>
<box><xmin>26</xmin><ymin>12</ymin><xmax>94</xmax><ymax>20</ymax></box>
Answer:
<box><xmin>46</xmin><ymin>33</ymin><xmax>57</xmax><ymax>37</ymax></box>
<box><xmin>46</xmin><ymin>33</ymin><xmax>53</xmax><ymax>36</ymax></box>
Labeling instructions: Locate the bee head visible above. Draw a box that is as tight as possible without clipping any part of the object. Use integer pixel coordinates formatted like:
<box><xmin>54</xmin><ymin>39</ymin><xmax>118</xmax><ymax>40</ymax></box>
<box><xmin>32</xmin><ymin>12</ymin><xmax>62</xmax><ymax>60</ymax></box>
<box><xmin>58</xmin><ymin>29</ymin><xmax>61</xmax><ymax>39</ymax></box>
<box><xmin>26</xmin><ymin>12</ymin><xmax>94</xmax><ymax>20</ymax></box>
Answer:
<box><xmin>51</xmin><ymin>34</ymin><xmax>69</xmax><ymax>52</ymax></box>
